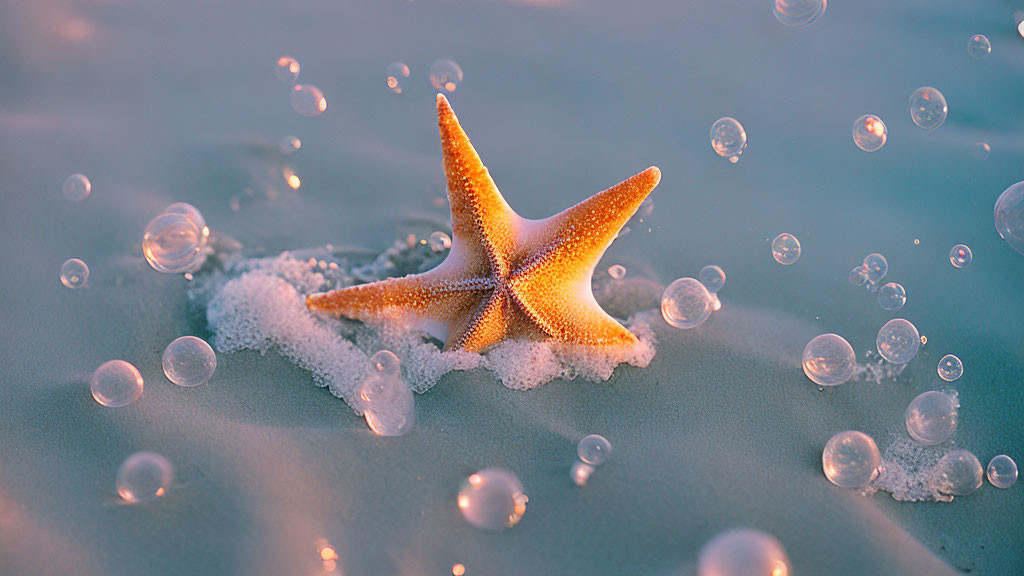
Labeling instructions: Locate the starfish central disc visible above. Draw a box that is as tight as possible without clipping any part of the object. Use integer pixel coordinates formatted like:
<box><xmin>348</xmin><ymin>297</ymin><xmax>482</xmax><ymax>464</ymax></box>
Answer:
<box><xmin>306</xmin><ymin>94</ymin><xmax>661</xmax><ymax>353</ymax></box>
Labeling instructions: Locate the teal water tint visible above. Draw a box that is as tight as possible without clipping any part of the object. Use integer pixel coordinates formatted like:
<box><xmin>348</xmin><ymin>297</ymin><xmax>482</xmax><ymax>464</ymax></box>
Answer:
<box><xmin>0</xmin><ymin>1</ymin><xmax>1022</xmax><ymax>574</ymax></box>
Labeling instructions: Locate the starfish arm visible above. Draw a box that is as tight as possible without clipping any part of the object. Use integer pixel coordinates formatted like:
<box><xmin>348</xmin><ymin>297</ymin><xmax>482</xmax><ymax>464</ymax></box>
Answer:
<box><xmin>437</xmin><ymin>94</ymin><xmax>520</xmax><ymax>276</ymax></box>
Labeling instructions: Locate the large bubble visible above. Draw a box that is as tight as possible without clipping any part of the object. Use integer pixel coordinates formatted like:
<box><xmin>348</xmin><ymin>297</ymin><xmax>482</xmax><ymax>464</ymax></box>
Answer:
<box><xmin>661</xmin><ymin>278</ymin><xmax>713</xmax><ymax>329</ymax></box>
<box><xmin>994</xmin><ymin>181</ymin><xmax>1024</xmax><ymax>255</ymax></box>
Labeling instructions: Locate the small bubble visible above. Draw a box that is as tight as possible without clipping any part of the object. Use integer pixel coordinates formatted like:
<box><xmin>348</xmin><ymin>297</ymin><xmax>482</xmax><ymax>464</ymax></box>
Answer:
<box><xmin>577</xmin><ymin>434</ymin><xmax>612</xmax><ymax>466</ymax></box>
<box><xmin>428</xmin><ymin>231</ymin><xmax>452</xmax><ymax>252</ymax></box>
<box><xmin>848</xmin><ymin>266</ymin><xmax>868</xmax><ymax>286</ymax></box>
<box><xmin>802</xmin><ymin>334</ymin><xmax>856</xmax><ymax>387</ymax></box>
<box><xmin>452</xmin><ymin>564</ymin><xmax>467</xmax><ymax>576</ymax></box>
<box><xmin>90</xmin><ymin>360</ymin><xmax>144</xmax><ymax>407</ymax></box>
<box><xmin>876</xmin><ymin>318</ymin><xmax>920</xmax><ymax>364</ymax></box>
<box><xmin>60</xmin><ymin>258</ymin><xmax>89</xmax><ymax>289</ymax></box>
<box><xmin>905</xmin><ymin>391</ymin><xmax>958</xmax><ymax>446</ymax></box>
<box><xmin>457</xmin><ymin>468</ymin><xmax>527</xmax><ymax>531</ymax></box>
<box><xmin>607</xmin><ymin>264</ymin><xmax>626</xmax><ymax>280</ymax></box>
<box><xmin>949</xmin><ymin>244</ymin><xmax>972</xmax><ymax>268</ymax></box>
<box><xmin>710</xmin><ymin>117</ymin><xmax>747</xmax><ymax>162</ymax></box>
<box><xmin>967</xmin><ymin>34</ymin><xmax>991</xmax><ymax>59</ymax></box>
<box><xmin>913</xmin><ymin>238</ymin><xmax>920</xmax><ymax>245</ymax></box>
<box><xmin>116</xmin><ymin>452</ymin><xmax>173</xmax><ymax>503</ymax></box>
<box><xmin>143</xmin><ymin>213</ymin><xmax>203</xmax><ymax>274</ymax></box>
<box><xmin>290</xmin><ymin>84</ymin><xmax>327</xmax><ymax>117</ymax></box>
<box><xmin>931</xmin><ymin>450</ymin><xmax>983</xmax><ymax>497</ymax></box>
<box><xmin>771</xmin><ymin>233</ymin><xmax>801</xmax><ymax>265</ymax></box>
<box><xmin>429</xmin><ymin>59</ymin><xmax>463</xmax><ymax>93</ymax></box>
<box><xmin>822</xmin><ymin>430</ymin><xmax>880</xmax><ymax>488</ymax></box>
<box><xmin>909</xmin><ymin>87</ymin><xmax>948</xmax><ymax>130</ymax></box>
<box><xmin>359</xmin><ymin>372</ymin><xmax>414</xmax><ymax>437</ymax></box>
<box><xmin>852</xmin><ymin>115</ymin><xmax>887</xmax><ymax>152</ymax></box>
<box><xmin>279</xmin><ymin>136</ymin><xmax>301</xmax><ymax>155</ymax></box>
<box><xmin>370</xmin><ymin>350</ymin><xmax>400</xmax><ymax>376</ymax></box>
<box><xmin>275</xmin><ymin>56</ymin><xmax>300</xmax><ymax>84</ymax></box>
<box><xmin>862</xmin><ymin>253</ymin><xmax>887</xmax><ymax>288</ymax></box>
<box><xmin>697</xmin><ymin>265</ymin><xmax>725</xmax><ymax>293</ymax></box>
<box><xmin>987</xmin><ymin>455</ymin><xmax>1018</xmax><ymax>489</ymax></box>
<box><xmin>162</xmin><ymin>336</ymin><xmax>216</xmax><ymax>387</ymax></box>
<box><xmin>772</xmin><ymin>0</ymin><xmax>826</xmax><ymax>27</ymax></box>
<box><xmin>877</xmin><ymin>282</ymin><xmax>906</xmax><ymax>311</ymax></box>
<box><xmin>937</xmin><ymin>354</ymin><xmax>963</xmax><ymax>382</ymax></box>
<box><xmin>973</xmin><ymin>142</ymin><xmax>990</xmax><ymax>160</ymax></box>
<box><xmin>62</xmin><ymin>173</ymin><xmax>91</xmax><ymax>201</ymax></box>
<box><xmin>385</xmin><ymin>62</ymin><xmax>410</xmax><ymax>94</ymax></box>
<box><xmin>661</xmin><ymin>278</ymin><xmax>713</xmax><ymax>329</ymax></box>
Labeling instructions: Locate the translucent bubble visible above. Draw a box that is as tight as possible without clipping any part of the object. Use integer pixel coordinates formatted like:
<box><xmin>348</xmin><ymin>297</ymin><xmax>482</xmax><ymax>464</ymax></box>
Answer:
<box><xmin>697</xmin><ymin>529</ymin><xmax>790</xmax><ymax>576</ymax></box>
<box><xmin>697</xmin><ymin>265</ymin><xmax>726</xmax><ymax>293</ymax></box>
<box><xmin>457</xmin><ymin>468</ymin><xmax>528</xmax><ymax>531</ymax></box>
<box><xmin>142</xmin><ymin>213</ymin><xmax>202</xmax><ymax>274</ymax></box>
<box><xmin>905</xmin><ymin>391</ymin><xmax>958</xmax><ymax>446</ymax></box>
<box><xmin>607</xmin><ymin>264</ymin><xmax>626</xmax><ymax>280</ymax></box>
<box><xmin>62</xmin><ymin>173</ymin><xmax>91</xmax><ymax>201</ymax></box>
<box><xmin>822</xmin><ymin>430</ymin><xmax>880</xmax><ymax>488</ymax></box>
<box><xmin>370</xmin><ymin>350</ymin><xmax>400</xmax><ymax>376</ymax></box>
<box><xmin>1019</xmin><ymin>20</ymin><xmax>1024</xmax><ymax>39</ymax></box>
<box><xmin>876</xmin><ymin>318</ymin><xmax>920</xmax><ymax>364</ymax></box>
<box><xmin>967</xmin><ymin>34</ymin><xmax>991</xmax><ymax>59</ymax></box>
<box><xmin>163</xmin><ymin>202</ymin><xmax>209</xmax><ymax>243</ymax></box>
<box><xmin>802</xmin><ymin>334</ymin><xmax>856</xmax><ymax>387</ymax></box>
<box><xmin>162</xmin><ymin>336</ymin><xmax>216</xmax><ymax>387</ymax></box>
<box><xmin>385</xmin><ymin>62</ymin><xmax>410</xmax><ymax>94</ymax></box>
<box><xmin>877</xmin><ymin>282</ymin><xmax>906</xmax><ymax>311</ymax></box>
<box><xmin>359</xmin><ymin>374</ymin><xmax>414</xmax><ymax>436</ymax></box>
<box><xmin>852</xmin><ymin>114</ymin><xmax>887</xmax><ymax>152</ymax></box>
<box><xmin>909</xmin><ymin>87</ymin><xmax>948</xmax><ymax>130</ymax></box>
<box><xmin>862</xmin><ymin>253</ymin><xmax>887</xmax><ymax>287</ymax></box>
<box><xmin>848</xmin><ymin>266</ymin><xmax>868</xmax><ymax>286</ymax></box>
<box><xmin>275</xmin><ymin>55</ymin><xmax>300</xmax><ymax>84</ymax></box>
<box><xmin>949</xmin><ymin>244</ymin><xmax>972</xmax><ymax>268</ymax></box>
<box><xmin>279</xmin><ymin>136</ymin><xmax>301</xmax><ymax>155</ymax></box>
<box><xmin>90</xmin><ymin>360</ymin><xmax>144</xmax><ymax>407</ymax></box>
<box><xmin>429</xmin><ymin>59</ymin><xmax>463</xmax><ymax>93</ymax></box>
<box><xmin>973</xmin><ymin>142</ymin><xmax>990</xmax><ymax>160</ymax></box>
<box><xmin>770</xmin><ymin>233</ymin><xmax>800</xmax><ymax>265</ymax></box>
<box><xmin>931</xmin><ymin>450</ymin><xmax>983</xmax><ymax>497</ymax></box>
<box><xmin>428</xmin><ymin>231</ymin><xmax>452</xmax><ymax>252</ymax></box>
<box><xmin>577</xmin><ymin>434</ymin><xmax>612</xmax><ymax>466</ymax></box>
<box><xmin>116</xmin><ymin>452</ymin><xmax>173</xmax><ymax>503</ymax></box>
<box><xmin>570</xmin><ymin>460</ymin><xmax>595</xmax><ymax>487</ymax></box>
<box><xmin>290</xmin><ymin>84</ymin><xmax>327</xmax><ymax>117</ymax></box>
<box><xmin>937</xmin><ymin>354</ymin><xmax>963</xmax><ymax>382</ymax></box>
<box><xmin>772</xmin><ymin>0</ymin><xmax>826</xmax><ymax>27</ymax></box>
<box><xmin>661</xmin><ymin>278</ymin><xmax>713</xmax><ymax>329</ymax></box>
<box><xmin>60</xmin><ymin>258</ymin><xmax>89</xmax><ymax>289</ymax></box>
<box><xmin>987</xmin><ymin>455</ymin><xmax>1018</xmax><ymax>489</ymax></box>
<box><xmin>995</xmin><ymin>181</ymin><xmax>1024</xmax><ymax>255</ymax></box>
<box><xmin>709</xmin><ymin>117</ymin><xmax>747</xmax><ymax>162</ymax></box>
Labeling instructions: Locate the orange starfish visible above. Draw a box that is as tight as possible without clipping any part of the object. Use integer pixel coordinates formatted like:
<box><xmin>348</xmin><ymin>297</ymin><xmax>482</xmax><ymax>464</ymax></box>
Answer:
<box><xmin>306</xmin><ymin>94</ymin><xmax>661</xmax><ymax>353</ymax></box>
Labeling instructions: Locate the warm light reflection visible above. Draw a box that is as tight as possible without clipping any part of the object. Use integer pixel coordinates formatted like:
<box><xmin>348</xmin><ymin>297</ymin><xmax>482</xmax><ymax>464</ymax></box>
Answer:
<box><xmin>287</xmin><ymin>175</ymin><xmax>301</xmax><ymax>189</ymax></box>
<box><xmin>865</xmin><ymin>117</ymin><xmax>884</xmax><ymax>138</ymax></box>
<box><xmin>457</xmin><ymin>494</ymin><xmax>470</xmax><ymax>509</ymax></box>
<box><xmin>444</xmin><ymin>81</ymin><xmax>457</xmax><ymax>92</ymax></box>
<box><xmin>452</xmin><ymin>564</ymin><xmax>466</xmax><ymax>576</ymax></box>
<box><xmin>468</xmin><ymin>473</ymin><xmax>482</xmax><ymax>486</ymax></box>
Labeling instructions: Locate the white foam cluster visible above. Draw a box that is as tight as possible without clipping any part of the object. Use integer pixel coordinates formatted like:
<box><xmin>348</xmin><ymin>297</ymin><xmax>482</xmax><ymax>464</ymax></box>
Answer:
<box><xmin>867</xmin><ymin>434</ymin><xmax>956</xmax><ymax>502</ymax></box>
<box><xmin>192</xmin><ymin>242</ymin><xmax>657</xmax><ymax>411</ymax></box>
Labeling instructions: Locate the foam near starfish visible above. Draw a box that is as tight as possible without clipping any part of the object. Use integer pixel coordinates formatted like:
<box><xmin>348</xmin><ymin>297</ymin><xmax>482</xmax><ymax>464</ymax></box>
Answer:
<box><xmin>190</xmin><ymin>241</ymin><xmax>656</xmax><ymax>411</ymax></box>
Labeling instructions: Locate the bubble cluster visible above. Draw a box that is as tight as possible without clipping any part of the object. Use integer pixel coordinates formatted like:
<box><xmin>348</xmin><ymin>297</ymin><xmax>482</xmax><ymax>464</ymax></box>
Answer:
<box><xmin>428</xmin><ymin>231</ymin><xmax>452</xmax><ymax>252</ymax></box>
<box><xmin>876</xmin><ymin>282</ymin><xmax>906</xmax><ymax>311</ymax></box>
<box><xmin>905</xmin><ymin>391</ymin><xmax>958</xmax><ymax>446</ymax></box>
<box><xmin>359</xmin><ymin>351</ymin><xmax>414</xmax><ymax>436</ymax></box>
<box><xmin>909</xmin><ymin>87</ymin><xmax>948</xmax><ymax>130</ymax></box>
<box><xmin>143</xmin><ymin>212</ymin><xmax>203</xmax><ymax>273</ymax></box>
<box><xmin>661</xmin><ymin>278</ymin><xmax>713</xmax><ymax>329</ymax></box>
<box><xmin>967</xmin><ymin>34</ymin><xmax>991</xmax><ymax>59</ymax></box>
<box><xmin>279</xmin><ymin>136</ymin><xmax>301</xmax><ymax>155</ymax></box>
<box><xmin>162</xmin><ymin>336</ymin><xmax>217</xmax><ymax>387</ymax></box>
<box><xmin>697</xmin><ymin>529</ymin><xmax>790</xmax><ymax>576</ymax></box>
<box><xmin>822</xmin><ymin>430</ymin><xmax>880</xmax><ymax>488</ymax></box>
<box><xmin>931</xmin><ymin>450</ymin><xmax>983</xmax><ymax>497</ymax></box>
<box><xmin>290</xmin><ymin>84</ymin><xmax>327</xmax><ymax>117</ymax></box>
<box><xmin>697</xmin><ymin>265</ymin><xmax>725</xmax><ymax>293</ymax></box>
<box><xmin>709</xmin><ymin>117</ymin><xmax>747</xmax><ymax>163</ymax></box>
<box><xmin>429</xmin><ymin>59</ymin><xmax>463</xmax><ymax>93</ymax></box>
<box><xmin>116</xmin><ymin>452</ymin><xmax>174</xmax><ymax>503</ymax></box>
<box><xmin>973</xmin><ymin>142</ymin><xmax>990</xmax><ymax>160</ymax></box>
<box><xmin>771</xmin><ymin>0</ymin><xmax>826</xmax><ymax>27</ymax></box>
<box><xmin>275</xmin><ymin>56</ymin><xmax>300</xmax><ymax>84</ymax></box>
<box><xmin>802</xmin><ymin>334</ymin><xmax>856</xmax><ymax>387</ymax></box>
<box><xmin>949</xmin><ymin>244</ymin><xmax>972</xmax><ymax>268</ymax></box>
<box><xmin>457</xmin><ymin>468</ymin><xmax>528</xmax><ymax>531</ymax></box>
<box><xmin>770</xmin><ymin>233</ymin><xmax>800</xmax><ymax>265</ymax></box>
<box><xmin>995</xmin><ymin>181</ymin><xmax>1024</xmax><ymax>255</ymax></box>
<box><xmin>987</xmin><ymin>455</ymin><xmax>1018</xmax><ymax>489</ymax></box>
<box><xmin>577</xmin><ymin>434</ymin><xmax>612</xmax><ymax>465</ymax></box>
<box><xmin>876</xmin><ymin>318</ymin><xmax>920</xmax><ymax>364</ymax></box>
<box><xmin>852</xmin><ymin>114</ymin><xmax>887</xmax><ymax>152</ymax></box>
<box><xmin>62</xmin><ymin>173</ymin><xmax>91</xmax><ymax>201</ymax></box>
<box><xmin>937</xmin><ymin>354</ymin><xmax>963</xmax><ymax>382</ymax></box>
<box><xmin>90</xmin><ymin>360</ymin><xmax>144</xmax><ymax>408</ymax></box>
<box><xmin>60</xmin><ymin>258</ymin><xmax>89</xmax><ymax>289</ymax></box>
<box><xmin>385</xmin><ymin>62</ymin><xmax>410</xmax><ymax>94</ymax></box>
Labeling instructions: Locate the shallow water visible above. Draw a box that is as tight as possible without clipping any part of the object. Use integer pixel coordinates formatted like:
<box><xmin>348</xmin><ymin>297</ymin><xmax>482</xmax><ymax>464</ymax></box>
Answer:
<box><xmin>1</xmin><ymin>1</ymin><xmax>1023</xmax><ymax>574</ymax></box>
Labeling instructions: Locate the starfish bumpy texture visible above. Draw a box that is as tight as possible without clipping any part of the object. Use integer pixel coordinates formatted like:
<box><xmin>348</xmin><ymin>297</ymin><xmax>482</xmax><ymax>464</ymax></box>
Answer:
<box><xmin>306</xmin><ymin>94</ymin><xmax>661</xmax><ymax>353</ymax></box>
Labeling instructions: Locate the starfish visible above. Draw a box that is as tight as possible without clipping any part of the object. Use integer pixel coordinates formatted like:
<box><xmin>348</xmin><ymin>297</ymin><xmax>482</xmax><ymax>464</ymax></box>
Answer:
<box><xmin>306</xmin><ymin>94</ymin><xmax>661</xmax><ymax>353</ymax></box>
